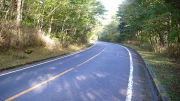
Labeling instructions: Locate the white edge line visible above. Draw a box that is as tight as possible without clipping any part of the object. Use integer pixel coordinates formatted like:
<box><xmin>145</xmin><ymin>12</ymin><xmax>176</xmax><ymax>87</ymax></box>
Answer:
<box><xmin>0</xmin><ymin>44</ymin><xmax>96</xmax><ymax>77</ymax></box>
<box><xmin>118</xmin><ymin>44</ymin><xmax>133</xmax><ymax>101</ymax></box>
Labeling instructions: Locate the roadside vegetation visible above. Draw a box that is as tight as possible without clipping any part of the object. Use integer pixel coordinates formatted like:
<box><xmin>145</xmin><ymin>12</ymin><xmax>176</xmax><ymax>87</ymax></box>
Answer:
<box><xmin>0</xmin><ymin>0</ymin><xmax>105</xmax><ymax>69</ymax></box>
<box><xmin>123</xmin><ymin>42</ymin><xmax>180</xmax><ymax>101</ymax></box>
<box><xmin>99</xmin><ymin>0</ymin><xmax>180</xmax><ymax>101</ymax></box>
<box><xmin>0</xmin><ymin>43</ymin><xmax>92</xmax><ymax>70</ymax></box>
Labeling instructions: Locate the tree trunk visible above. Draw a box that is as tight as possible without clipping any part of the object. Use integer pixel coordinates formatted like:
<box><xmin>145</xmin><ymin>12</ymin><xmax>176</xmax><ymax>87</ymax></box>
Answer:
<box><xmin>48</xmin><ymin>16</ymin><xmax>53</xmax><ymax>34</ymax></box>
<box><xmin>149</xmin><ymin>32</ymin><xmax>153</xmax><ymax>45</ymax></box>
<box><xmin>167</xmin><ymin>12</ymin><xmax>172</xmax><ymax>47</ymax></box>
<box><xmin>9</xmin><ymin>0</ymin><xmax>15</xmax><ymax>19</ymax></box>
<box><xmin>16</xmin><ymin>0</ymin><xmax>22</xmax><ymax>47</ymax></box>
<box><xmin>20</xmin><ymin>0</ymin><xmax>24</xmax><ymax>21</ymax></box>
<box><xmin>3</xmin><ymin>0</ymin><xmax>6</xmax><ymax>9</ymax></box>
<box><xmin>73</xmin><ymin>27</ymin><xmax>77</xmax><ymax>35</ymax></box>
<box><xmin>154</xmin><ymin>28</ymin><xmax>164</xmax><ymax>46</ymax></box>
<box><xmin>158</xmin><ymin>32</ymin><xmax>164</xmax><ymax>46</ymax></box>
<box><xmin>16</xmin><ymin>0</ymin><xmax>22</xmax><ymax>26</ymax></box>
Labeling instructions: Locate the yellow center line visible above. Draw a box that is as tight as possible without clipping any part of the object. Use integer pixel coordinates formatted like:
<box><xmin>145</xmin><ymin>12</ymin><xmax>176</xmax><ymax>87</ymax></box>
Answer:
<box><xmin>5</xmin><ymin>46</ymin><xmax>106</xmax><ymax>101</ymax></box>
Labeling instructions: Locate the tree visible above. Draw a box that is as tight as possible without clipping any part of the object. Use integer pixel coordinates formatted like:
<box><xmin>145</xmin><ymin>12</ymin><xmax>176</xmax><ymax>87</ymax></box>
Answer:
<box><xmin>116</xmin><ymin>0</ymin><xmax>180</xmax><ymax>57</ymax></box>
<box><xmin>0</xmin><ymin>0</ymin><xmax>106</xmax><ymax>50</ymax></box>
<box><xmin>99</xmin><ymin>15</ymin><xmax>120</xmax><ymax>42</ymax></box>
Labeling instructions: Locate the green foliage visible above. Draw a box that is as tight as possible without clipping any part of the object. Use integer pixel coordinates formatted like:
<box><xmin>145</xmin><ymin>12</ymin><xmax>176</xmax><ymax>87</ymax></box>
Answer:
<box><xmin>0</xmin><ymin>0</ymin><xmax>106</xmax><ymax>50</ymax></box>
<box><xmin>116</xmin><ymin>0</ymin><xmax>180</xmax><ymax>100</ymax></box>
<box><xmin>24</xmin><ymin>48</ymin><xmax>33</xmax><ymax>54</ymax></box>
<box><xmin>168</xmin><ymin>27</ymin><xmax>180</xmax><ymax>43</ymax></box>
<box><xmin>116</xmin><ymin>0</ymin><xmax>180</xmax><ymax>59</ymax></box>
<box><xmin>99</xmin><ymin>16</ymin><xmax>120</xmax><ymax>42</ymax></box>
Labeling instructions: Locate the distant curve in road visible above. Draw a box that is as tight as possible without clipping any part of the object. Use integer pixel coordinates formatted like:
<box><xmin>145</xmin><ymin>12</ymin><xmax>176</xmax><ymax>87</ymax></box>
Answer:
<box><xmin>0</xmin><ymin>41</ymin><xmax>158</xmax><ymax>101</ymax></box>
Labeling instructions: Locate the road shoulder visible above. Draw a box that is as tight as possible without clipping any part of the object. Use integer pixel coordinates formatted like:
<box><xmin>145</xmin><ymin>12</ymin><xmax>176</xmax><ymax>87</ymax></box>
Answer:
<box><xmin>124</xmin><ymin>45</ymin><xmax>170</xmax><ymax>101</ymax></box>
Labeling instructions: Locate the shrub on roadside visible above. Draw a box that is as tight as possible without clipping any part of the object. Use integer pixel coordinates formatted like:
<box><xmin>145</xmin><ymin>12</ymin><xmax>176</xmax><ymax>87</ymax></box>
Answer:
<box><xmin>167</xmin><ymin>44</ymin><xmax>180</xmax><ymax>59</ymax></box>
<box><xmin>140</xmin><ymin>43</ymin><xmax>154</xmax><ymax>52</ymax></box>
<box><xmin>0</xmin><ymin>21</ymin><xmax>45</xmax><ymax>51</ymax></box>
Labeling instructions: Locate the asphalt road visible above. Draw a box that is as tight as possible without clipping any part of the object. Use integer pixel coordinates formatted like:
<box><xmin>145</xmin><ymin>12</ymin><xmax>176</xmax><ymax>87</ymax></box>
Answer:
<box><xmin>0</xmin><ymin>41</ymin><xmax>158</xmax><ymax>101</ymax></box>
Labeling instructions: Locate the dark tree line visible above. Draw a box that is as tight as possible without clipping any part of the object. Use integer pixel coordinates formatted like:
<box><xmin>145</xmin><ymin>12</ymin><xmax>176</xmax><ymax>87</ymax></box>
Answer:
<box><xmin>118</xmin><ymin>0</ymin><xmax>180</xmax><ymax>58</ymax></box>
<box><xmin>100</xmin><ymin>0</ymin><xmax>180</xmax><ymax>59</ymax></box>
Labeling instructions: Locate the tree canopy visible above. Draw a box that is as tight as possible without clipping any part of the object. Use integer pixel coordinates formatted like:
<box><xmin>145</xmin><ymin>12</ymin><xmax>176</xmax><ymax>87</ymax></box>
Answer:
<box><xmin>100</xmin><ymin>0</ymin><xmax>180</xmax><ymax>59</ymax></box>
<box><xmin>0</xmin><ymin>0</ymin><xmax>106</xmax><ymax>50</ymax></box>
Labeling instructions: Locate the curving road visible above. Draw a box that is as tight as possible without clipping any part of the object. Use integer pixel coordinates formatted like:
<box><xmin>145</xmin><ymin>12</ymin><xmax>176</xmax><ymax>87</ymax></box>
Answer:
<box><xmin>0</xmin><ymin>41</ymin><xmax>158</xmax><ymax>101</ymax></box>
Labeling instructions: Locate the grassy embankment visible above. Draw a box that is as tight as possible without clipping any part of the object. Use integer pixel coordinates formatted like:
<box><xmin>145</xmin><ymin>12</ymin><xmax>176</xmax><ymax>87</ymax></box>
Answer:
<box><xmin>0</xmin><ymin>44</ymin><xmax>92</xmax><ymax>70</ymax></box>
<box><xmin>123</xmin><ymin>43</ymin><xmax>180</xmax><ymax>101</ymax></box>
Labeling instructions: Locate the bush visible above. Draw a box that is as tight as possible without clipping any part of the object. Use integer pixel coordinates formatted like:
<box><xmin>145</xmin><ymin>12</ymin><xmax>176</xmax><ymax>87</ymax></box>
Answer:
<box><xmin>167</xmin><ymin>44</ymin><xmax>180</xmax><ymax>59</ymax></box>
<box><xmin>140</xmin><ymin>43</ymin><xmax>154</xmax><ymax>51</ymax></box>
<box><xmin>0</xmin><ymin>21</ymin><xmax>16</xmax><ymax>50</ymax></box>
<box><xmin>24</xmin><ymin>48</ymin><xmax>33</xmax><ymax>54</ymax></box>
<box><xmin>0</xmin><ymin>21</ymin><xmax>45</xmax><ymax>50</ymax></box>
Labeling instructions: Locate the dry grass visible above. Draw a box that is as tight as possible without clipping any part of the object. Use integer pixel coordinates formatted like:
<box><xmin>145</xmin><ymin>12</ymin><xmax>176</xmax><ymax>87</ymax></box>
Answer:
<box><xmin>0</xmin><ymin>43</ymin><xmax>92</xmax><ymax>70</ymax></box>
<box><xmin>0</xmin><ymin>21</ymin><xmax>93</xmax><ymax>70</ymax></box>
<box><xmin>123</xmin><ymin>44</ymin><xmax>180</xmax><ymax>101</ymax></box>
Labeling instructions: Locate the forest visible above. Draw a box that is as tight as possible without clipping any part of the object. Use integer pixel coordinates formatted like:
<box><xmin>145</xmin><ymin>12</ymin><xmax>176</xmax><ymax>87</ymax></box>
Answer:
<box><xmin>0</xmin><ymin>0</ymin><xmax>105</xmax><ymax>51</ymax></box>
<box><xmin>0</xmin><ymin>0</ymin><xmax>106</xmax><ymax>70</ymax></box>
<box><xmin>0</xmin><ymin>0</ymin><xmax>180</xmax><ymax>101</ymax></box>
<box><xmin>100</xmin><ymin>0</ymin><xmax>180</xmax><ymax>59</ymax></box>
<box><xmin>99</xmin><ymin>0</ymin><xmax>180</xmax><ymax>100</ymax></box>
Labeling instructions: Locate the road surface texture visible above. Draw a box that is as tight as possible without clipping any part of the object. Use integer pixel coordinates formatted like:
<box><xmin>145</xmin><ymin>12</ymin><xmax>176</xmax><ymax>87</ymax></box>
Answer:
<box><xmin>0</xmin><ymin>41</ymin><xmax>158</xmax><ymax>101</ymax></box>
